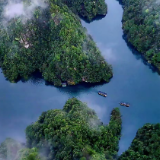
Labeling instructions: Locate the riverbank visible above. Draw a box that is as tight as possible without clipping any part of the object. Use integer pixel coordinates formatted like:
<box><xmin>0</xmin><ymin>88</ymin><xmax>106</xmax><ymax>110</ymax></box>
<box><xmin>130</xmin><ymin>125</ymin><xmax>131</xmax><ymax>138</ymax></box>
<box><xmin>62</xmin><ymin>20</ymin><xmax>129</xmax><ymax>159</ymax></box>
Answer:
<box><xmin>117</xmin><ymin>0</ymin><xmax>160</xmax><ymax>74</ymax></box>
<box><xmin>0</xmin><ymin>0</ymin><xmax>112</xmax><ymax>87</ymax></box>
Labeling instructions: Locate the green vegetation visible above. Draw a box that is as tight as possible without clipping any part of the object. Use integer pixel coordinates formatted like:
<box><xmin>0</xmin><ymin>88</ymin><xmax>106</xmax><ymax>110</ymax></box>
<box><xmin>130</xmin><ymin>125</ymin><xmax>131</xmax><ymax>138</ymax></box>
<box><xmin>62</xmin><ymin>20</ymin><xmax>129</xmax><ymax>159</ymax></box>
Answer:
<box><xmin>1</xmin><ymin>99</ymin><xmax>160</xmax><ymax>160</ymax></box>
<box><xmin>60</xmin><ymin>0</ymin><xmax>107</xmax><ymax>22</ymax></box>
<box><xmin>0</xmin><ymin>98</ymin><xmax>121</xmax><ymax>160</ymax></box>
<box><xmin>118</xmin><ymin>123</ymin><xmax>160</xmax><ymax>160</ymax></box>
<box><xmin>119</xmin><ymin>0</ymin><xmax>160</xmax><ymax>71</ymax></box>
<box><xmin>18</xmin><ymin>148</ymin><xmax>47</xmax><ymax>160</ymax></box>
<box><xmin>26</xmin><ymin>98</ymin><xmax>122</xmax><ymax>160</ymax></box>
<box><xmin>0</xmin><ymin>0</ymin><xmax>112</xmax><ymax>86</ymax></box>
<box><xmin>0</xmin><ymin>139</ymin><xmax>46</xmax><ymax>160</ymax></box>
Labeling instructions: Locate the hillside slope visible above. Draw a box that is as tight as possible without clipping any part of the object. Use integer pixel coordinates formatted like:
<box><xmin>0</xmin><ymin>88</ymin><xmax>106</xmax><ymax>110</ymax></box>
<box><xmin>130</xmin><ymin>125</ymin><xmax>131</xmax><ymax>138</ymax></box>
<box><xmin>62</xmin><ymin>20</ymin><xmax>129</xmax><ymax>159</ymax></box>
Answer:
<box><xmin>0</xmin><ymin>0</ymin><xmax>112</xmax><ymax>86</ymax></box>
<box><xmin>119</xmin><ymin>0</ymin><xmax>160</xmax><ymax>71</ymax></box>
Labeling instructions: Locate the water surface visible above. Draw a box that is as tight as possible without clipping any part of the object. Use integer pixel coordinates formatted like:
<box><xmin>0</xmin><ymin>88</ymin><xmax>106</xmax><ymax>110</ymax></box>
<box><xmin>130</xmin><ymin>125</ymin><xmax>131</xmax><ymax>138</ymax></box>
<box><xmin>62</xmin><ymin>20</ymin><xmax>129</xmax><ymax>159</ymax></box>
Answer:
<box><xmin>0</xmin><ymin>0</ymin><xmax>160</xmax><ymax>155</ymax></box>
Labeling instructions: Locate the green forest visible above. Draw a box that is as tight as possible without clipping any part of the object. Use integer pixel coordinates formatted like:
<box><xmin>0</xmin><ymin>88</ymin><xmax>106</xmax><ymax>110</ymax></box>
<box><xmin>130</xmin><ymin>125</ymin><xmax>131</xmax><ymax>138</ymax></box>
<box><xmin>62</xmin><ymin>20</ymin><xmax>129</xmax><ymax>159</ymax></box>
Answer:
<box><xmin>118</xmin><ymin>123</ymin><xmax>160</xmax><ymax>160</ymax></box>
<box><xmin>59</xmin><ymin>0</ymin><xmax>107</xmax><ymax>22</ymax></box>
<box><xmin>0</xmin><ymin>0</ymin><xmax>112</xmax><ymax>86</ymax></box>
<box><xmin>1</xmin><ymin>0</ymin><xmax>160</xmax><ymax>159</ymax></box>
<box><xmin>0</xmin><ymin>98</ymin><xmax>122</xmax><ymax>160</ymax></box>
<box><xmin>119</xmin><ymin>0</ymin><xmax>160</xmax><ymax>71</ymax></box>
<box><xmin>0</xmin><ymin>98</ymin><xmax>160</xmax><ymax>160</ymax></box>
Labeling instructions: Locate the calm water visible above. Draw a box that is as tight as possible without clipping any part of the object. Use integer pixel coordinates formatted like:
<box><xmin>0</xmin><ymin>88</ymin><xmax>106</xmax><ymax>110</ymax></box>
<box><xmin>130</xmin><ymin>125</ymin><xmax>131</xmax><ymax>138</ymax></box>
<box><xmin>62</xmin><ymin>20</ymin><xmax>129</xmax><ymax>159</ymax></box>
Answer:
<box><xmin>0</xmin><ymin>0</ymin><xmax>160</xmax><ymax>155</ymax></box>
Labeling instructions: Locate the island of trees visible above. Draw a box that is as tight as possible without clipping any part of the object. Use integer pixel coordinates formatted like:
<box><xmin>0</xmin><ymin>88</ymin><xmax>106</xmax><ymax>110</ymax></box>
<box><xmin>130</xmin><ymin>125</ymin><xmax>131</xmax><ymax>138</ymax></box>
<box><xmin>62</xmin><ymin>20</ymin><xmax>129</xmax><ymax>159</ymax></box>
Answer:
<box><xmin>0</xmin><ymin>0</ymin><xmax>112</xmax><ymax>87</ymax></box>
<box><xmin>118</xmin><ymin>123</ymin><xmax>160</xmax><ymax>160</ymax></box>
<box><xmin>0</xmin><ymin>98</ymin><xmax>122</xmax><ymax>160</ymax></box>
<box><xmin>0</xmin><ymin>98</ymin><xmax>160</xmax><ymax>160</ymax></box>
<box><xmin>59</xmin><ymin>0</ymin><xmax>107</xmax><ymax>22</ymax></box>
<box><xmin>119</xmin><ymin>0</ymin><xmax>160</xmax><ymax>71</ymax></box>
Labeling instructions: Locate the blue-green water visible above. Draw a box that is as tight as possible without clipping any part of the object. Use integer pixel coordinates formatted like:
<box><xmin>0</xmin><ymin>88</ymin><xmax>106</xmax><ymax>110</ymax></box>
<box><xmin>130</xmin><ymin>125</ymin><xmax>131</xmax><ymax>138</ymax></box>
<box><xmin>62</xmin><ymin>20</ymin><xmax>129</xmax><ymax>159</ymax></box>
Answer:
<box><xmin>0</xmin><ymin>0</ymin><xmax>160</xmax><ymax>155</ymax></box>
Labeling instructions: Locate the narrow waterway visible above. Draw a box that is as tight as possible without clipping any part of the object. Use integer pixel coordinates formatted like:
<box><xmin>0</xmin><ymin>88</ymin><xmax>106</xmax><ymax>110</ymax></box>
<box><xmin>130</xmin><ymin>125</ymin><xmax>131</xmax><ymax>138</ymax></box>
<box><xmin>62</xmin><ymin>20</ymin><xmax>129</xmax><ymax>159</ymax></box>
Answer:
<box><xmin>0</xmin><ymin>0</ymin><xmax>160</xmax><ymax>155</ymax></box>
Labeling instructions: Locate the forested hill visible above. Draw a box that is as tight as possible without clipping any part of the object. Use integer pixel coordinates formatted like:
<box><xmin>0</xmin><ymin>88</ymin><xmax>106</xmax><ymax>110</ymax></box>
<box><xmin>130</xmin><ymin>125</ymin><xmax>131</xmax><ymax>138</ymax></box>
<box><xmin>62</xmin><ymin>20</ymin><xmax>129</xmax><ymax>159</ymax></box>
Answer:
<box><xmin>1</xmin><ymin>99</ymin><xmax>160</xmax><ymax>160</ymax></box>
<box><xmin>0</xmin><ymin>98</ymin><xmax>122</xmax><ymax>160</ymax></box>
<box><xmin>25</xmin><ymin>98</ymin><xmax>122</xmax><ymax>160</ymax></box>
<box><xmin>59</xmin><ymin>0</ymin><xmax>107</xmax><ymax>22</ymax></box>
<box><xmin>118</xmin><ymin>123</ymin><xmax>160</xmax><ymax>160</ymax></box>
<box><xmin>119</xmin><ymin>0</ymin><xmax>160</xmax><ymax>71</ymax></box>
<box><xmin>0</xmin><ymin>0</ymin><xmax>112</xmax><ymax>86</ymax></box>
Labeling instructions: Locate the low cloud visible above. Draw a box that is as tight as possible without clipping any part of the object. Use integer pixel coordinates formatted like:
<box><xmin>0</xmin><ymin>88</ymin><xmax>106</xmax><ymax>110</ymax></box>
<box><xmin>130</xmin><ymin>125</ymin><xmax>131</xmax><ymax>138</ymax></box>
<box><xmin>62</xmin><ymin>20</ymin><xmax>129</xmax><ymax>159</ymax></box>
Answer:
<box><xmin>97</xmin><ymin>42</ymin><xmax>117</xmax><ymax>62</ymax></box>
<box><xmin>80</xmin><ymin>95</ymin><xmax>107</xmax><ymax>119</ymax></box>
<box><xmin>1</xmin><ymin>0</ymin><xmax>48</xmax><ymax>26</ymax></box>
<box><xmin>3</xmin><ymin>2</ymin><xmax>25</xmax><ymax>19</ymax></box>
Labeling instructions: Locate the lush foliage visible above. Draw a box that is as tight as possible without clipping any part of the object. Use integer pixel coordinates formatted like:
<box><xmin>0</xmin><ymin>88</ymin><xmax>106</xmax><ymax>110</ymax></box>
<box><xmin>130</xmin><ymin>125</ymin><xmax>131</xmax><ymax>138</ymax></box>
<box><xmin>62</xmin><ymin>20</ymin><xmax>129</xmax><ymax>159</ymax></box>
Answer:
<box><xmin>118</xmin><ymin>123</ymin><xmax>160</xmax><ymax>160</ymax></box>
<box><xmin>18</xmin><ymin>147</ymin><xmax>47</xmax><ymax>160</ymax></box>
<box><xmin>26</xmin><ymin>98</ymin><xmax>122</xmax><ymax>160</ymax></box>
<box><xmin>2</xmin><ymin>100</ymin><xmax>160</xmax><ymax>160</ymax></box>
<box><xmin>119</xmin><ymin>0</ymin><xmax>160</xmax><ymax>71</ymax></box>
<box><xmin>0</xmin><ymin>0</ymin><xmax>112</xmax><ymax>86</ymax></box>
<box><xmin>59</xmin><ymin>0</ymin><xmax>107</xmax><ymax>22</ymax></box>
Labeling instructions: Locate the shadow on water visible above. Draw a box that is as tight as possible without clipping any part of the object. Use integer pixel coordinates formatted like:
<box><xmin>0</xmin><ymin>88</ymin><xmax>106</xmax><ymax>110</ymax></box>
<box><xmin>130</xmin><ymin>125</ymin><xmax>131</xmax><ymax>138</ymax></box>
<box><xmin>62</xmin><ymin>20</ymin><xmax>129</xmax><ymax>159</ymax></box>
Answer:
<box><xmin>27</xmin><ymin>71</ymin><xmax>44</xmax><ymax>85</ymax></box>
<box><xmin>28</xmin><ymin>71</ymin><xmax>108</xmax><ymax>94</ymax></box>
<box><xmin>122</xmin><ymin>34</ymin><xmax>158</xmax><ymax>74</ymax></box>
<box><xmin>79</xmin><ymin>14</ymin><xmax>106</xmax><ymax>24</ymax></box>
<box><xmin>14</xmin><ymin>70</ymin><xmax>45</xmax><ymax>85</ymax></box>
<box><xmin>2</xmin><ymin>70</ymin><xmax>44</xmax><ymax>85</ymax></box>
<box><xmin>116</xmin><ymin>0</ymin><xmax>124</xmax><ymax>6</ymax></box>
<box><xmin>46</xmin><ymin>81</ymin><xmax>107</xmax><ymax>94</ymax></box>
<box><xmin>3</xmin><ymin>69</ymin><xmax>108</xmax><ymax>94</ymax></box>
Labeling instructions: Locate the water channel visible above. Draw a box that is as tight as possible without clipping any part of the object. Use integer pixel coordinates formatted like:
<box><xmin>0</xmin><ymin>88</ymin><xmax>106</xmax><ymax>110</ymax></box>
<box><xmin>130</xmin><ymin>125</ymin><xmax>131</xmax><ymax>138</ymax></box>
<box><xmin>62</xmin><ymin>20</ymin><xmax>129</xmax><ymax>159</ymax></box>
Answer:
<box><xmin>0</xmin><ymin>0</ymin><xmax>160</xmax><ymax>155</ymax></box>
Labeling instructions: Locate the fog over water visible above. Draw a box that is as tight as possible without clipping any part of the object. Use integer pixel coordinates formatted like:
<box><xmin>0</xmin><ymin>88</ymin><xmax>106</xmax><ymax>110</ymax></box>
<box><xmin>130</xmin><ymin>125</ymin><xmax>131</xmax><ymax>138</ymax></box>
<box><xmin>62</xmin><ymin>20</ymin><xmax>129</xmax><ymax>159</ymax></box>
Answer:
<box><xmin>0</xmin><ymin>0</ymin><xmax>160</xmax><ymax>155</ymax></box>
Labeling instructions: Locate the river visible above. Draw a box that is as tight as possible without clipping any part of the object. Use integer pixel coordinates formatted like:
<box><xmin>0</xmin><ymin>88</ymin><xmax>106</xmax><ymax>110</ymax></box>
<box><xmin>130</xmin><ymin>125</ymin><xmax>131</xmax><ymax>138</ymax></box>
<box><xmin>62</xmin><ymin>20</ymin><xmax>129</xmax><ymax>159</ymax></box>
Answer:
<box><xmin>0</xmin><ymin>0</ymin><xmax>160</xmax><ymax>155</ymax></box>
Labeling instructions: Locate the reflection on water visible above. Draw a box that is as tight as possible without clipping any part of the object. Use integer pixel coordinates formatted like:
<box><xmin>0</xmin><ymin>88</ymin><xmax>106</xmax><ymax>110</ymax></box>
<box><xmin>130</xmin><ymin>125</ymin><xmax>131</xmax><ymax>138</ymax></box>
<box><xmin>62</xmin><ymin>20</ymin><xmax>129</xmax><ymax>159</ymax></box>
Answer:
<box><xmin>28</xmin><ymin>70</ymin><xmax>108</xmax><ymax>95</ymax></box>
<box><xmin>122</xmin><ymin>34</ymin><xmax>158</xmax><ymax>74</ymax></box>
<box><xmin>28</xmin><ymin>71</ymin><xmax>44</xmax><ymax>85</ymax></box>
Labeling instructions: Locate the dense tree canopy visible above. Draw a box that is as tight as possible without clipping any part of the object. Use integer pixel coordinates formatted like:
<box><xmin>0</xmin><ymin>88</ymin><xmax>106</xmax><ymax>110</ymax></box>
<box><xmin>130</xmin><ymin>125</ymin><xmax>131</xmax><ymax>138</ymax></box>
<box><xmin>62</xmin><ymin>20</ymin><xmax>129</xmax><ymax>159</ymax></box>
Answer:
<box><xmin>1</xmin><ymin>99</ymin><xmax>160</xmax><ymax>160</ymax></box>
<box><xmin>18</xmin><ymin>147</ymin><xmax>47</xmax><ymax>160</ymax></box>
<box><xmin>119</xmin><ymin>0</ymin><xmax>160</xmax><ymax>71</ymax></box>
<box><xmin>59</xmin><ymin>0</ymin><xmax>107</xmax><ymax>22</ymax></box>
<box><xmin>0</xmin><ymin>0</ymin><xmax>112</xmax><ymax>86</ymax></box>
<box><xmin>118</xmin><ymin>123</ymin><xmax>160</xmax><ymax>160</ymax></box>
<box><xmin>26</xmin><ymin>98</ymin><xmax>122</xmax><ymax>160</ymax></box>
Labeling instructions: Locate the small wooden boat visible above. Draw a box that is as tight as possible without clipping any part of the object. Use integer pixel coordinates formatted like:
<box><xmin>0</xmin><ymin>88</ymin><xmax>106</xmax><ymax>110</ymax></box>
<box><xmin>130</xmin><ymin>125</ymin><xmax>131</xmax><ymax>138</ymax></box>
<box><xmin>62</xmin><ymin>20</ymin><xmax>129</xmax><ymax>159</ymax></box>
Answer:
<box><xmin>62</xmin><ymin>82</ymin><xmax>67</xmax><ymax>87</ymax></box>
<box><xmin>98</xmin><ymin>91</ymin><xmax>107</xmax><ymax>97</ymax></box>
<box><xmin>119</xmin><ymin>102</ymin><xmax>130</xmax><ymax>107</ymax></box>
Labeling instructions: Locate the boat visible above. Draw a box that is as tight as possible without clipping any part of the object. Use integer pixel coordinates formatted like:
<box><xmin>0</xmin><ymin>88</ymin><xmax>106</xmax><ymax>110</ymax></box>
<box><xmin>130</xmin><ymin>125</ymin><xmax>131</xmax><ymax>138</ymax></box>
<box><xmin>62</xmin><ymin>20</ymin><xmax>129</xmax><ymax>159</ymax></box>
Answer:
<box><xmin>62</xmin><ymin>82</ymin><xmax>67</xmax><ymax>87</ymax></box>
<box><xmin>119</xmin><ymin>102</ymin><xmax>130</xmax><ymax>107</ymax></box>
<box><xmin>98</xmin><ymin>91</ymin><xmax>107</xmax><ymax>97</ymax></box>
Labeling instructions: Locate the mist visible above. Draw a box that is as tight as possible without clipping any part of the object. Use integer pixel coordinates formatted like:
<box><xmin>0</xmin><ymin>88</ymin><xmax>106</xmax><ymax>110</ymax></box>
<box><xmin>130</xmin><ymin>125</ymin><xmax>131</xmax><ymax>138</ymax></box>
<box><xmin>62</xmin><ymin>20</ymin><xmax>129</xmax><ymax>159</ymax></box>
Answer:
<box><xmin>1</xmin><ymin>0</ymin><xmax>48</xmax><ymax>26</ymax></box>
